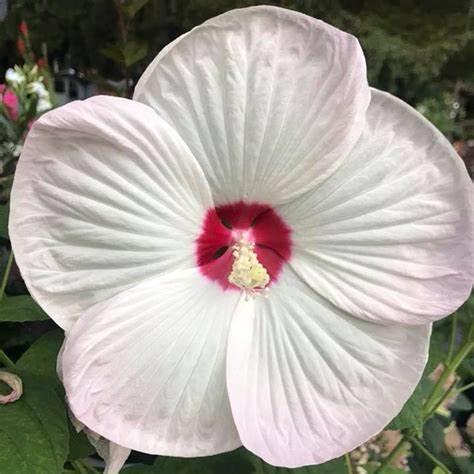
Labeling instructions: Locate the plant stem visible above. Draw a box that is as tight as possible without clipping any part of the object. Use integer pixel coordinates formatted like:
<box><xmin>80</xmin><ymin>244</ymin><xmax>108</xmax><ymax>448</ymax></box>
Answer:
<box><xmin>408</xmin><ymin>436</ymin><xmax>451</xmax><ymax>473</ymax></box>
<box><xmin>446</xmin><ymin>312</ymin><xmax>458</xmax><ymax>364</ymax></box>
<box><xmin>374</xmin><ymin>435</ymin><xmax>408</xmax><ymax>473</ymax></box>
<box><xmin>0</xmin><ymin>251</ymin><xmax>13</xmax><ymax>300</ymax></box>
<box><xmin>0</xmin><ymin>349</ymin><xmax>15</xmax><ymax>369</ymax></box>
<box><xmin>344</xmin><ymin>452</ymin><xmax>353</xmax><ymax>474</ymax></box>
<box><xmin>423</xmin><ymin>378</ymin><xmax>457</xmax><ymax>421</ymax></box>
<box><xmin>456</xmin><ymin>381</ymin><xmax>474</xmax><ymax>394</ymax></box>
<box><xmin>423</xmin><ymin>327</ymin><xmax>473</xmax><ymax>418</ymax></box>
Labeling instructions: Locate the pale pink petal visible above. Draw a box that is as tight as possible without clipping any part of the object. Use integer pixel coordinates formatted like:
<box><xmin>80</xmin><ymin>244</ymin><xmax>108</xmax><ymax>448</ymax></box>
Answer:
<box><xmin>62</xmin><ymin>268</ymin><xmax>241</xmax><ymax>456</ymax></box>
<box><xmin>9</xmin><ymin>96</ymin><xmax>213</xmax><ymax>330</ymax></box>
<box><xmin>134</xmin><ymin>5</ymin><xmax>370</xmax><ymax>205</ymax></box>
<box><xmin>227</xmin><ymin>269</ymin><xmax>430</xmax><ymax>467</ymax></box>
<box><xmin>279</xmin><ymin>88</ymin><xmax>473</xmax><ymax>325</ymax></box>
<box><xmin>96</xmin><ymin>439</ymin><xmax>131</xmax><ymax>474</ymax></box>
<box><xmin>59</xmin><ymin>347</ymin><xmax>131</xmax><ymax>474</ymax></box>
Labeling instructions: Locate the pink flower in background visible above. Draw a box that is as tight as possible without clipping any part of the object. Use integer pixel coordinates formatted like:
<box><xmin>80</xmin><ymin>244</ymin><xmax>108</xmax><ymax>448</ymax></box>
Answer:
<box><xmin>0</xmin><ymin>84</ymin><xmax>19</xmax><ymax>121</ymax></box>
<box><xmin>19</xmin><ymin>20</ymin><xmax>29</xmax><ymax>37</ymax></box>
<box><xmin>9</xmin><ymin>5</ymin><xmax>473</xmax><ymax>473</ymax></box>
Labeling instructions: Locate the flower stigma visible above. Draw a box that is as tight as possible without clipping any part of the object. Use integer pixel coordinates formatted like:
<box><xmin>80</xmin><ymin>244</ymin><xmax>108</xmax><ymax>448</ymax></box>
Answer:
<box><xmin>228</xmin><ymin>236</ymin><xmax>270</xmax><ymax>298</ymax></box>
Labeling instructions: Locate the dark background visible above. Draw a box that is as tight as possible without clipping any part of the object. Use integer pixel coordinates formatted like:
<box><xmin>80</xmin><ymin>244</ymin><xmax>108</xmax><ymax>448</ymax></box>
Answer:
<box><xmin>0</xmin><ymin>0</ymin><xmax>473</xmax><ymax>132</ymax></box>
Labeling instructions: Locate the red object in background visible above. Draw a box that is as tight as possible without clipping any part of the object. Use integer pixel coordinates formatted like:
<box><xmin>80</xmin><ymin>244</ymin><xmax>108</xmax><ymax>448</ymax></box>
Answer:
<box><xmin>37</xmin><ymin>58</ymin><xmax>46</xmax><ymax>68</ymax></box>
<box><xmin>16</xmin><ymin>38</ymin><xmax>25</xmax><ymax>56</ymax></box>
<box><xmin>0</xmin><ymin>84</ymin><xmax>19</xmax><ymax>121</ymax></box>
<box><xmin>19</xmin><ymin>20</ymin><xmax>29</xmax><ymax>37</ymax></box>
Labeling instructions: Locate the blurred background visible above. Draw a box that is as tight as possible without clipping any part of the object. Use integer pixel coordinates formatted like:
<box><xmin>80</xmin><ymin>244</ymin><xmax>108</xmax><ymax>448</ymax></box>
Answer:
<box><xmin>0</xmin><ymin>2</ymin><xmax>473</xmax><ymax>473</ymax></box>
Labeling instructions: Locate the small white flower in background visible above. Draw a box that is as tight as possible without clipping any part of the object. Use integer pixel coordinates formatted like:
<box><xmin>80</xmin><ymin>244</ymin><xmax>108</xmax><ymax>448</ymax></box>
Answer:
<box><xmin>0</xmin><ymin>371</ymin><xmax>23</xmax><ymax>405</ymax></box>
<box><xmin>5</xmin><ymin>67</ymin><xmax>25</xmax><ymax>85</ymax></box>
<box><xmin>12</xmin><ymin>143</ymin><xmax>23</xmax><ymax>158</ymax></box>
<box><xmin>28</xmin><ymin>81</ymin><xmax>49</xmax><ymax>99</ymax></box>
<box><xmin>9</xmin><ymin>5</ymin><xmax>473</xmax><ymax>474</ymax></box>
<box><xmin>36</xmin><ymin>97</ymin><xmax>52</xmax><ymax>113</ymax></box>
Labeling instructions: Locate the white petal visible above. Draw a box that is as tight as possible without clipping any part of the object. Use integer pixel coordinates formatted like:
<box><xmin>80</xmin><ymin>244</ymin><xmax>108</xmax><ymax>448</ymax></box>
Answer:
<box><xmin>10</xmin><ymin>96</ymin><xmax>213</xmax><ymax>330</ymax></box>
<box><xmin>279</xmin><ymin>88</ymin><xmax>473</xmax><ymax>325</ymax></box>
<box><xmin>227</xmin><ymin>269</ymin><xmax>430</xmax><ymax>467</ymax></box>
<box><xmin>61</xmin><ymin>268</ymin><xmax>241</xmax><ymax>456</ymax></box>
<box><xmin>97</xmin><ymin>440</ymin><xmax>131</xmax><ymax>474</ymax></box>
<box><xmin>134</xmin><ymin>5</ymin><xmax>370</xmax><ymax>205</ymax></box>
<box><xmin>59</xmin><ymin>349</ymin><xmax>131</xmax><ymax>474</ymax></box>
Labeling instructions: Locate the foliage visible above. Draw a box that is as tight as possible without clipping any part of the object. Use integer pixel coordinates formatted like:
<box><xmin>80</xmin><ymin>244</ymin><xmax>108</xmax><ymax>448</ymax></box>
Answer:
<box><xmin>416</xmin><ymin>92</ymin><xmax>466</xmax><ymax>138</ymax></box>
<box><xmin>1</xmin><ymin>0</ymin><xmax>472</xmax><ymax>103</ymax></box>
<box><xmin>0</xmin><ymin>369</ymin><xmax>69</xmax><ymax>474</ymax></box>
<box><xmin>0</xmin><ymin>20</ymin><xmax>55</xmax><ymax>202</ymax></box>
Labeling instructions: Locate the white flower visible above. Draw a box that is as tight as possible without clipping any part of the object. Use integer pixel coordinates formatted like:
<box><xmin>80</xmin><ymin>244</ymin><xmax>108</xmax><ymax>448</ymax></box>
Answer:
<box><xmin>5</xmin><ymin>67</ymin><xmax>25</xmax><ymax>85</ymax></box>
<box><xmin>10</xmin><ymin>143</ymin><xmax>23</xmax><ymax>157</ymax></box>
<box><xmin>29</xmin><ymin>81</ymin><xmax>49</xmax><ymax>99</ymax></box>
<box><xmin>36</xmin><ymin>97</ymin><xmax>52</xmax><ymax>113</ymax></box>
<box><xmin>9</xmin><ymin>5</ymin><xmax>473</xmax><ymax>471</ymax></box>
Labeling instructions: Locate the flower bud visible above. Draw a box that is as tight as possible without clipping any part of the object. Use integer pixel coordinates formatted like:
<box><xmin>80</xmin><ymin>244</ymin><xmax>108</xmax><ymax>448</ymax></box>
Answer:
<box><xmin>0</xmin><ymin>371</ymin><xmax>23</xmax><ymax>404</ymax></box>
<box><xmin>19</xmin><ymin>20</ymin><xmax>29</xmax><ymax>37</ymax></box>
<box><xmin>17</xmin><ymin>38</ymin><xmax>25</xmax><ymax>56</ymax></box>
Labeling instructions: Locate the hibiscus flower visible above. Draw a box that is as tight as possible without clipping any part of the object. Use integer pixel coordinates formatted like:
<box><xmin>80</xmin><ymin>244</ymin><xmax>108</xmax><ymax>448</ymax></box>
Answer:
<box><xmin>9</xmin><ymin>5</ymin><xmax>473</xmax><ymax>471</ymax></box>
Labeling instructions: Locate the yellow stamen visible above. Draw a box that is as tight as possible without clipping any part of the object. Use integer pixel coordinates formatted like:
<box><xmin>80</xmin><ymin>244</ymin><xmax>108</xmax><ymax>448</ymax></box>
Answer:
<box><xmin>228</xmin><ymin>238</ymin><xmax>270</xmax><ymax>297</ymax></box>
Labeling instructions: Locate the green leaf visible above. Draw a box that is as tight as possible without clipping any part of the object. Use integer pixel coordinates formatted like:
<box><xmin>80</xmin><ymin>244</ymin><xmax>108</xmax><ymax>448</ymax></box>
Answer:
<box><xmin>124</xmin><ymin>453</ymin><xmax>347</xmax><ymax>474</ymax></box>
<box><xmin>14</xmin><ymin>329</ymin><xmax>91</xmax><ymax>461</ymax></box>
<box><xmin>251</xmin><ymin>455</ymin><xmax>347</xmax><ymax>473</ymax></box>
<box><xmin>100</xmin><ymin>44</ymin><xmax>125</xmax><ymax>64</ymax></box>
<box><xmin>152</xmin><ymin>449</ymin><xmax>256</xmax><ymax>473</ymax></box>
<box><xmin>122</xmin><ymin>41</ymin><xmax>148</xmax><ymax>67</ymax></box>
<box><xmin>387</xmin><ymin>377</ymin><xmax>433</xmax><ymax>435</ymax></box>
<box><xmin>426</xmin><ymin>324</ymin><xmax>448</xmax><ymax>374</ymax></box>
<box><xmin>450</xmin><ymin>392</ymin><xmax>472</xmax><ymax>411</ymax></box>
<box><xmin>16</xmin><ymin>329</ymin><xmax>64</xmax><ymax>378</ymax></box>
<box><xmin>101</xmin><ymin>41</ymin><xmax>148</xmax><ymax>67</ymax></box>
<box><xmin>122</xmin><ymin>466</ymin><xmax>155</xmax><ymax>473</ymax></box>
<box><xmin>0</xmin><ymin>203</ymin><xmax>8</xmax><ymax>239</ymax></box>
<box><xmin>67</xmin><ymin>421</ymin><xmax>95</xmax><ymax>461</ymax></box>
<box><xmin>125</xmin><ymin>451</ymin><xmax>347</xmax><ymax>474</ymax></box>
<box><xmin>122</xmin><ymin>0</ymin><xmax>150</xmax><ymax>18</ymax></box>
<box><xmin>452</xmin><ymin>456</ymin><xmax>474</xmax><ymax>474</ymax></box>
<box><xmin>0</xmin><ymin>371</ymin><xmax>69</xmax><ymax>473</ymax></box>
<box><xmin>0</xmin><ymin>294</ymin><xmax>49</xmax><ymax>322</ymax></box>
<box><xmin>367</xmin><ymin>467</ymin><xmax>407</xmax><ymax>474</ymax></box>
<box><xmin>456</xmin><ymin>293</ymin><xmax>474</xmax><ymax>334</ymax></box>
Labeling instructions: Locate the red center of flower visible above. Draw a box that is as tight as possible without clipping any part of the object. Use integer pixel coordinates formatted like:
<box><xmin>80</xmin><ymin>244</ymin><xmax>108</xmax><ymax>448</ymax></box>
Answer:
<box><xmin>195</xmin><ymin>201</ymin><xmax>292</xmax><ymax>290</ymax></box>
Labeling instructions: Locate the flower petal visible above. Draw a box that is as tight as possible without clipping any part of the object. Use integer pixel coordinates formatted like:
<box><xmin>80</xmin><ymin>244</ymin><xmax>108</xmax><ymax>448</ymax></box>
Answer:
<box><xmin>134</xmin><ymin>5</ymin><xmax>370</xmax><ymax>205</ymax></box>
<box><xmin>95</xmin><ymin>439</ymin><xmax>131</xmax><ymax>474</ymax></box>
<box><xmin>227</xmin><ymin>269</ymin><xmax>430</xmax><ymax>467</ymax></box>
<box><xmin>61</xmin><ymin>268</ymin><xmax>241</xmax><ymax>456</ymax></box>
<box><xmin>278</xmin><ymin>88</ymin><xmax>473</xmax><ymax>325</ymax></box>
<box><xmin>59</xmin><ymin>350</ymin><xmax>131</xmax><ymax>474</ymax></box>
<box><xmin>10</xmin><ymin>96</ymin><xmax>213</xmax><ymax>330</ymax></box>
